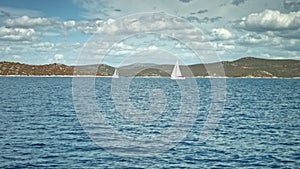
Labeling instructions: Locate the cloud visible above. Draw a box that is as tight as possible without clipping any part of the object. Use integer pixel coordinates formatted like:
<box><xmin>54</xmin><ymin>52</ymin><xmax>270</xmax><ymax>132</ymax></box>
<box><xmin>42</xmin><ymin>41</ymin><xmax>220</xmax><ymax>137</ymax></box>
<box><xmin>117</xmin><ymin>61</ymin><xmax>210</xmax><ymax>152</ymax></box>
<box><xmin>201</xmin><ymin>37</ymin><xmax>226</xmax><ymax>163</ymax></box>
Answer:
<box><xmin>186</xmin><ymin>16</ymin><xmax>222</xmax><ymax>24</ymax></box>
<box><xmin>73</xmin><ymin>0</ymin><xmax>116</xmax><ymax>19</ymax></box>
<box><xmin>42</xmin><ymin>31</ymin><xmax>61</xmax><ymax>37</ymax></box>
<box><xmin>1</xmin><ymin>46</ymin><xmax>12</xmax><ymax>54</ymax></box>
<box><xmin>0</xmin><ymin>27</ymin><xmax>36</xmax><ymax>41</ymax></box>
<box><xmin>209</xmin><ymin>16</ymin><xmax>222</xmax><ymax>23</ymax></box>
<box><xmin>3</xmin><ymin>15</ymin><xmax>103</xmax><ymax>35</ymax></box>
<box><xmin>284</xmin><ymin>39</ymin><xmax>300</xmax><ymax>51</ymax></box>
<box><xmin>231</xmin><ymin>0</ymin><xmax>247</xmax><ymax>6</ymax></box>
<box><xmin>279</xmin><ymin>29</ymin><xmax>300</xmax><ymax>39</ymax></box>
<box><xmin>11</xmin><ymin>55</ymin><xmax>21</xmax><ymax>59</ymax></box>
<box><xmin>212</xmin><ymin>42</ymin><xmax>235</xmax><ymax>52</ymax></box>
<box><xmin>237</xmin><ymin>32</ymin><xmax>286</xmax><ymax>53</ymax></box>
<box><xmin>54</xmin><ymin>54</ymin><xmax>64</xmax><ymax>60</ymax></box>
<box><xmin>74</xmin><ymin>20</ymin><xmax>106</xmax><ymax>34</ymax></box>
<box><xmin>47</xmin><ymin>54</ymin><xmax>65</xmax><ymax>63</ymax></box>
<box><xmin>0</xmin><ymin>6</ymin><xmax>42</xmax><ymax>18</ymax></box>
<box><xmin>239</xmin><ymin>33</ymin><xmax>270</xmax><ymax>45</ymax></box>
<box><xmin>0</xmin><ymin>10</ymin><xmax>10</xmax><ymax>17</ymax></box>
<box><xmin>63</xmin><ymin>20</ymin><xmax>76</xmax><ymax>28</ymax></box>
<box><xmin>32</xmin><ymin>42</ymin><xmax>55</xmax><ymax>48</ymax></box>
<box><xmin>114</xmin><ymin>42</ymin><xmax>134</xmax><ymax>50</ymax></box>
<box><xmin>117</xmin><ymin>49</ymin><xmax>178</xmax><ymax>66</ymax></box>
<box><xmin>0</xmin><ymin>46</ymin><xmax>27</xmax><ymax>55</ymax></box>
<box><xmin>32</xmin><ymin>42</ymin><xmax>56</xmax><ymax>52</ymax></box>
<box><xmin>178</xmin><ymin>0</ymin><xmax>192</xmax><ymax>3</ymax></box>
<box><xmin>95</xmin><ymin>14</ymin><xmax>189</xmax><ymax>34</ymax></box>
<box><xmin>148</xmin><ymin>45</ymin><xmax>158</xmax><ymax>50</ymax></box>
<box><xmin>239</xmin><ymin>9</ymin><xmax>300</xmax><ymax>31</ymax></box>
<box><xmin>4</xmin><ymin>15</ymin><xmax>52</xmax><ymax>28</ymax></box>
<box><xmin>73</xmin><ymin>0</ymin><xmax>218</xmax><ymax>21</ymax></box>
<box><xmin>175</xmin><ymin>43</ymin><xmax>185</xmax><ymax>49</ymax></box>
<box><xmin>197</xmin><ymin>9</ymin><xmax>208</xmax><ymax>14</ymax></box>
<box><xmin>284</xmin><ymin>0</ymin><xmax>300</xmax><ymax>11</ymax></box>
<box><xmin>3</xmin><ymin>16</ymin><xmax>105</xmax><ymax>35</ymax></box>
<box><xmin>1</xmin><ymin>0</ymin><xmax>297</xmax><ymax>65</ymax></box>
<box><xmin>109</xmin><ymin>43</ymin><xmax>159</xmax><ymax>57</ymax></box>
<box><xmin>211</xmin><ymin>28</ymin><xmax>235</xmax><ymax>40</ymax></box>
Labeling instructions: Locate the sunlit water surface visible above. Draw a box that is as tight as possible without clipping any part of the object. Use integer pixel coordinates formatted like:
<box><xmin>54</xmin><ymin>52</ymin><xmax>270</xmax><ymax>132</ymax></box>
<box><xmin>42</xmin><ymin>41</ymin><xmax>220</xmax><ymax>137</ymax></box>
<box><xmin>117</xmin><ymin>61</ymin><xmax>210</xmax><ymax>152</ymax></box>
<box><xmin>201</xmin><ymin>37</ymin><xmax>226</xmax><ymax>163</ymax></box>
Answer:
<box><xmin>0</xmin><ymin>77</ymin><xmax>299</xmax><ymax>168</ymax></box>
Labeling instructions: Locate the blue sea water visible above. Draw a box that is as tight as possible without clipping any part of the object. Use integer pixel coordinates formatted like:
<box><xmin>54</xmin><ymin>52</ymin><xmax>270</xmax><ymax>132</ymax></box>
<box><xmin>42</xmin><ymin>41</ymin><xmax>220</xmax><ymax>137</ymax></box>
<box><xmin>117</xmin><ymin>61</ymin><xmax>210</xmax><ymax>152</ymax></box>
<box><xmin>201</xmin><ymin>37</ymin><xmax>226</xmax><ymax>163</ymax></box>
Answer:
<box><xmin>0</xmin><ymin>77</ymin><xmax>299</xmax><ymax>168</ymax></box>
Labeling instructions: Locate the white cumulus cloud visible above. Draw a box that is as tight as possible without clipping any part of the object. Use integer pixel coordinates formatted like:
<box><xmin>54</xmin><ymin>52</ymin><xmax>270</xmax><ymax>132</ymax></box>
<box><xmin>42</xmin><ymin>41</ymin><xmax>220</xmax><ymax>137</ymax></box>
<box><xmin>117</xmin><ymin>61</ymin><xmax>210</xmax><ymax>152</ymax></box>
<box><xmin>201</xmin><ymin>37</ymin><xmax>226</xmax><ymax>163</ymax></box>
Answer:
<box><xmin>0</xmin><ymin>27</ymin><xmax>35</xmax><ymax>41</ymax></box>
<box><xmin>211</xmin><ymin>28</ymin><xmax>235</xmax><ymax>40</ymax></box>
<box><xmin>54</xmin><ymin>54</ymin><xmax>64</xmax><ymax>60</ymax></box>
<box><xmin>148</xmin><ymin>45</ymin><xmax>158</xmax><ymax>50</ymax></box>
<box><xmin>239</xmin><ymin>9</ymin><xmax>300</xmax><ymax>31</ymax></box>
<box><xmin>11</xmin><ymin>55</ymin><xmax>21</xmax><ymax>59</ymax></box>
<box><xmin>4</xmin><ymin>15</ymin><xmax>52</xmax><ymax>27</ymax></box>
<box><xmin>96</xmin><ymin>13</ymin><xmax>189</xmax><ymax>35</ymax></box>
<box><xmin>238</xmin><ymin>32</ymin><xmax>282</xmax><ymax>47</ymax></box>
<box><xmin>114</xmin><ymin>42</ymin><xmax>134</xmax><ymax>50</ymax></box>
<box><xmin>63</xmin><ymin>20</ymin><xmax>76</xmax><ymax>28</ymax></box>
<box><xmin>32</xmin><ymin>42</ymin><xmax>56</xmax><ymax>52</ymax></box>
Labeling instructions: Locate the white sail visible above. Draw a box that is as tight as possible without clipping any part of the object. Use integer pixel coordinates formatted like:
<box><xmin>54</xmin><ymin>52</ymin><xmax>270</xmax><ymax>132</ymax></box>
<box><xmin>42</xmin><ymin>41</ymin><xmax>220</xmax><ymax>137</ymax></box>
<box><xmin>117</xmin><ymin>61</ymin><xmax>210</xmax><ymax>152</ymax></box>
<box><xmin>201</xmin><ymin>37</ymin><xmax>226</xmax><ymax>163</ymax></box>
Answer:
<box><xmin>171</xmin><ymin>60</ymin><xmax>185</xmax><ymax>80</ymax></box>
<box><xmin>112</xmin><ymin>69</ymin><xmax>119</xmax><ymax>78</ymax></box>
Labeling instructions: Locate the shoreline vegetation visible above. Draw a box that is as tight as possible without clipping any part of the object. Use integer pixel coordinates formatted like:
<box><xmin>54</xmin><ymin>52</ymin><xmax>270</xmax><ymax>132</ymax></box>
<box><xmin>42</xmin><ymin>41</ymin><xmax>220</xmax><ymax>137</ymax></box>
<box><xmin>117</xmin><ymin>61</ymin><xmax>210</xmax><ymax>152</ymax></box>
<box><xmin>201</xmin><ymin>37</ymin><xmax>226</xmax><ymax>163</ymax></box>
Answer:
<box><xmin>1</xmin><ymin>75</ymin><xmax>299</xmax><ymax>79</ymax></box>
<box><xmin>1</xmin><ymin>75</ymin><xmax>300</xmax><ymax>79</ymax></box>
<box><xmin>1</xmin><ymin>57</ymin><xmax>299</xmax><ymax>78</ymax></box>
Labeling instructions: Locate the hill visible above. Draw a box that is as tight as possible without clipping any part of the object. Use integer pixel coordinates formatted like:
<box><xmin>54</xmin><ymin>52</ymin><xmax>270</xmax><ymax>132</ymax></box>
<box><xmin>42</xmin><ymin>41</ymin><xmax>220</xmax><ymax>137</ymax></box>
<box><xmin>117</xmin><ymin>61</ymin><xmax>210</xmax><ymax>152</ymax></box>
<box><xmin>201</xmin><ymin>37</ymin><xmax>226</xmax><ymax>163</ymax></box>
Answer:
<box><xmin>222</xmin><ymin>57</ymin><xmax>300</xmax><ymax>78</ymax></box>
<box><xmin>0</xmin><ymin>57</ymin><xmax>299</xmax><ymax>78</ymax></box>
<box><xmin>117</xmin><ymin>57</ymin><xmax>300</xmax><ymax>78</ymax></box>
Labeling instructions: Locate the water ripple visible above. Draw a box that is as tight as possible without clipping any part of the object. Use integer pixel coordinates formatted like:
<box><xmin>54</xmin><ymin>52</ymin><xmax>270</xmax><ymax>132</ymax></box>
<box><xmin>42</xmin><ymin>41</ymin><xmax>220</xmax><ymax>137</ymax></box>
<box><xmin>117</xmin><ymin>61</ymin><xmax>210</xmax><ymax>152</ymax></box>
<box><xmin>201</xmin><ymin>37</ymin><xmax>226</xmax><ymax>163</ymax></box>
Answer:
<box><xmin>0</xmin><ymin>77</ymin><xmax>299</xmax><ymax>168</ymax></box>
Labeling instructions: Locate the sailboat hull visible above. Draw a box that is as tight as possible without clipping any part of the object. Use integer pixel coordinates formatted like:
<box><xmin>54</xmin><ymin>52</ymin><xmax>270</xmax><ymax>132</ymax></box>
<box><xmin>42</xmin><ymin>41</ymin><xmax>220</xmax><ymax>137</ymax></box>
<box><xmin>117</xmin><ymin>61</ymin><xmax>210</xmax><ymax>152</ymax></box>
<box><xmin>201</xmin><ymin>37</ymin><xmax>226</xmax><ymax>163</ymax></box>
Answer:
<box><xmin>171</xmin><ymin>76</ymin><xmax>185</xmax><ymax>80</ymax></box>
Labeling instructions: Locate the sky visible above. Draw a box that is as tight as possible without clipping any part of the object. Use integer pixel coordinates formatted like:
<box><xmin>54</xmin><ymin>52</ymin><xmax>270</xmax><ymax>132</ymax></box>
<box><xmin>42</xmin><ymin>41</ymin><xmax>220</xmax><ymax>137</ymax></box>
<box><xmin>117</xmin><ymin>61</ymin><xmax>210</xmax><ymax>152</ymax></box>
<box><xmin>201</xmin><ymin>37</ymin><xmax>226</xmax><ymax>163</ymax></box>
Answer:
<box><xmin>0</xmin><ymin>0</ymin><xmax>300</xmax><ymax>66</ymax></box>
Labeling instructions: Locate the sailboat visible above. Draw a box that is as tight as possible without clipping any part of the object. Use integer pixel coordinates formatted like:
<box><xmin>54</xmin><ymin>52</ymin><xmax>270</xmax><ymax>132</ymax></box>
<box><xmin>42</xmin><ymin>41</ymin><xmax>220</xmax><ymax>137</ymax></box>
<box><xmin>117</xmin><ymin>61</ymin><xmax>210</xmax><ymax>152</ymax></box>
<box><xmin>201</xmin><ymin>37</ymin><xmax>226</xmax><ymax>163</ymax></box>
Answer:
<box><xmin>171</xmin><ymin>60</ymin><xmax>185</xmax><ymax>80</ymax></box>
<box><xmin>112</xmin><ymin>68</ymin><xmax>119</xmax><ymax>78</ymax></box>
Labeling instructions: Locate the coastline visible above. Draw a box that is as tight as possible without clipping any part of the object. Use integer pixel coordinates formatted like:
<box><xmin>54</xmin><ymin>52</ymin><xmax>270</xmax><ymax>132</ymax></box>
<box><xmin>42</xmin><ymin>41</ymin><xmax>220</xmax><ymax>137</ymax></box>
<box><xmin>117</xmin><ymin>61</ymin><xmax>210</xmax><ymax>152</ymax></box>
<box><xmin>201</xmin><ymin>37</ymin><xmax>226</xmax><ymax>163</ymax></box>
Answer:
<box><xmin>1</xmin><ymin>58</ymin><xmax>299</xmax><ymax>79</ymax></box>
<box><xmin>1</xmin><ymin>75</ymin><xmax>299</xmax><ymax>79</ymax></box>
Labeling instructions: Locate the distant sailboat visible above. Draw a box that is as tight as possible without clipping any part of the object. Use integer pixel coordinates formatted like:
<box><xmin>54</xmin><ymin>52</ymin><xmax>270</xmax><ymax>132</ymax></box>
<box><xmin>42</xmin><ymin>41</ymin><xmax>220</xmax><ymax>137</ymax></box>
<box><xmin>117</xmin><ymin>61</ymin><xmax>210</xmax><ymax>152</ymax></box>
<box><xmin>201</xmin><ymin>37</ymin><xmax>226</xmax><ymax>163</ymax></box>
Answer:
<box><xmin>112</xmin><ymin>69</ymin><xmax>119</xmax><ymax>78</ymax></box>
<box><xmin>171</xmin><ymin>60</ymin><xmax>185</xmax><ymax>80</ymax></box>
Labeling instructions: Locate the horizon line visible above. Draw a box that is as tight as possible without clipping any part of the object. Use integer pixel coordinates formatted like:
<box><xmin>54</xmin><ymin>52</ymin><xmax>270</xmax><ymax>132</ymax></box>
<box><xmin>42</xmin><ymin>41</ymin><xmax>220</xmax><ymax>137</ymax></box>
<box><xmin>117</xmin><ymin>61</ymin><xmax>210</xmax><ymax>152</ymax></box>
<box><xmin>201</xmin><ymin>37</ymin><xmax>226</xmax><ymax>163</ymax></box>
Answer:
<box><xmin>1</xmin><ymin>56</ymin><xmax>300</xmax><ymax>68</ymax></box>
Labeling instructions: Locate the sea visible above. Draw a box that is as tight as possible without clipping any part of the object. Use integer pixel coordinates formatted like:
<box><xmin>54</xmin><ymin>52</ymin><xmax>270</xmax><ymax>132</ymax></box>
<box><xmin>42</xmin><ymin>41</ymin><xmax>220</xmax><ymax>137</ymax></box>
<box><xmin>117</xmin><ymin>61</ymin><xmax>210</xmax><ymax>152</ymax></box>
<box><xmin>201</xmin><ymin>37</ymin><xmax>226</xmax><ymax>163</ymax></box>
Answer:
<box><xmin>0</xmin><ymin>77</ymin><xmax>299</xmax><ymax>168</ymax></box>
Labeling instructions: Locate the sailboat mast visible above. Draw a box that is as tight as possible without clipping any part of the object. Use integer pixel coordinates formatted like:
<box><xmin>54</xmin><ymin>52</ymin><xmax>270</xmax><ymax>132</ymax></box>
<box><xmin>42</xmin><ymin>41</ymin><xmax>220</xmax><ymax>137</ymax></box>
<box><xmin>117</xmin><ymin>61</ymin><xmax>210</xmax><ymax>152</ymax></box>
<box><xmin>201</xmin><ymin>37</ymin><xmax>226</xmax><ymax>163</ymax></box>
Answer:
<box><xmin>175</xmin><ymin>61</ymin><xmax>178</xmax><ymax>76</ymax></box>
<box><xmin>171</xmin><ymin>60</ymin><xmax>185</xmax><ymax>80</ymax></box>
